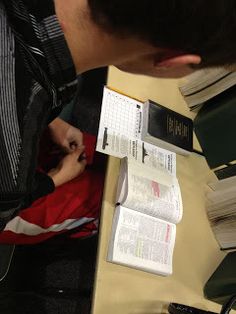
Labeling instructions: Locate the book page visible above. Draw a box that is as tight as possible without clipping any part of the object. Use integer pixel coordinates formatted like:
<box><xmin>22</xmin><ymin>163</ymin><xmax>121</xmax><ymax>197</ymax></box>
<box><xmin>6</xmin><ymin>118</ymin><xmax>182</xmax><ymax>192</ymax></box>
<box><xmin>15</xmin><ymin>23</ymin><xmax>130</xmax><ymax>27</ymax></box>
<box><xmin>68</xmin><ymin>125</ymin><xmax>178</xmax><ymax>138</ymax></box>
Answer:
<box><xmin>122</xmin><ymin>166</ymin><xmax>183</xmax><ymax>224</ymax></box>
<box><xmin>116</xmin><ymin>157</ymin><xmax>176</xmax><ymax>207</ymax></box>
<box><xmin>108</xmin><ymin>206</ymin><xmax>176</xmax><ymax>276</ymax></box>
<box><xmin>139</xmin><ymin>141</ymin><xmax>176</xmax><ymax>176</ymax></box>
<box><xmin>96</xmin><ymin>87</ymin><xmax>176</xmax><ymax>176</ymax></box>
<box><xmin>116</xmin><ymin>158</ymin><xmax>129</xmax><ymax>205</ymax></box>
<box><xmin>96</xmin><ymin>86</ymin><xmax>143</xmax><ymax>158</ymax></box>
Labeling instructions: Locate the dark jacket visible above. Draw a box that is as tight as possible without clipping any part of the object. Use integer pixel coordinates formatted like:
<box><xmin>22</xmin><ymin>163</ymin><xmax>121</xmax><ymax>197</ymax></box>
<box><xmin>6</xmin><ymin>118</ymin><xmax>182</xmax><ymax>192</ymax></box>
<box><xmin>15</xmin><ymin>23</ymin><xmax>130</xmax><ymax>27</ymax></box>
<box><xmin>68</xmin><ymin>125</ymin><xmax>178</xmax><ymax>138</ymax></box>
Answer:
<box><xmin>0</xmin><ymin>0</ymin><xmax>78</xmax><ymax>229</ymax></box>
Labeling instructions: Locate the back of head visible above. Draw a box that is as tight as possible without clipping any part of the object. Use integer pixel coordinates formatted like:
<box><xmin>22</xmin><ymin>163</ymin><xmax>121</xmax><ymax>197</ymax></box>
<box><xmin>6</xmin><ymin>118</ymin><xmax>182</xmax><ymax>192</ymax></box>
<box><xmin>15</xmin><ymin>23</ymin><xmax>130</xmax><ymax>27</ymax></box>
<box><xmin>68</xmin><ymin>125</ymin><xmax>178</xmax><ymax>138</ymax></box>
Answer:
<box><xmin>87</xmin><ymin>0</ymin><xmax>236</xmax><ymax>68</ymax></box>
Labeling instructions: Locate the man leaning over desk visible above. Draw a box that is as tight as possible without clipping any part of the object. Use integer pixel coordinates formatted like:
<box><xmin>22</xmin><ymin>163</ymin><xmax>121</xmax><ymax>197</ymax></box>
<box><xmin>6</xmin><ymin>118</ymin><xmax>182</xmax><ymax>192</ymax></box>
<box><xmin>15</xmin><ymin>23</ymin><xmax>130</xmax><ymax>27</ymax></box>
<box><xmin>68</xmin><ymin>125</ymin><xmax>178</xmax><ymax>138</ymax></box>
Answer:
<box><xmin>0</xmin><ymin>0</ymin><xmax>235</xmax><ymax>243</ymax></box>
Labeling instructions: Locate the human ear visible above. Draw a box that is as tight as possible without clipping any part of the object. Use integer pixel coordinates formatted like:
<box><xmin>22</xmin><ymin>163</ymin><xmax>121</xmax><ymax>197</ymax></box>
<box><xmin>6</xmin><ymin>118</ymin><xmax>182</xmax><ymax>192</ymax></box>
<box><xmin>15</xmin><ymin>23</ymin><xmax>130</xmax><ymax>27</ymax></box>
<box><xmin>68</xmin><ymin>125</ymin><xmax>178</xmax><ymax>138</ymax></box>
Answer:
<box><xmin>154</xmin><ymin>54</ymin><xmax>201</xmax><ymax>68</ymax></box>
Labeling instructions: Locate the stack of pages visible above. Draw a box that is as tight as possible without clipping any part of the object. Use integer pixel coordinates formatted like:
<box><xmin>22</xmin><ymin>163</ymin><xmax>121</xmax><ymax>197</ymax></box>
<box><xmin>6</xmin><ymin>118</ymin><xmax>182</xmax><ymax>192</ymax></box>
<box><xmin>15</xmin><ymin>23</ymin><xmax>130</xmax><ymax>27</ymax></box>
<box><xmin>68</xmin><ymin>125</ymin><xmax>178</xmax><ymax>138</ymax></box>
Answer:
<box><xmin>179</xmin><ymin>67</ymin><xmax>236</xmax><ymax>111</ymax></box>
<box><xmin>206</xmin><ymin>176</ymin><xmax>236</xmax><ymax>250</ymax></box>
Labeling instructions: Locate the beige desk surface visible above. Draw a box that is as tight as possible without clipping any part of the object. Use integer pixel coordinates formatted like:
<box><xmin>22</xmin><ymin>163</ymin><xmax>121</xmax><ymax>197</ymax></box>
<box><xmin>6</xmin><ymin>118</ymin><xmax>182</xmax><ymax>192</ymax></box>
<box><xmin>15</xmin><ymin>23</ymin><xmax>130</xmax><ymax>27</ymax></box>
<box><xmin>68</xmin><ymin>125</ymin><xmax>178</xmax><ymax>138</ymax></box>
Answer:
<box><xmin>92</xmin><ymin>68</ymin><xmax>228</xmax><ymax>314</ymax></box>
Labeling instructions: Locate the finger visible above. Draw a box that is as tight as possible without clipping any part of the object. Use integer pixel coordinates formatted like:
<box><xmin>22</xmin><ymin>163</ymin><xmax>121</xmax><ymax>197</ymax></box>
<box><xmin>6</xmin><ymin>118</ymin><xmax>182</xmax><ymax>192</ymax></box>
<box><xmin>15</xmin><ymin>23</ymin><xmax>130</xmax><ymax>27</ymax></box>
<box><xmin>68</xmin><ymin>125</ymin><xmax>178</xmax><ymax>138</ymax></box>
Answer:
<box><xmin>80</xmin><ymin>159</ymin><xmax>87</xmax><ymax>167</ymax></box>
<box><xmin>70</xmin><ymin>141</ymin><xmax>77</xmax><ymax>151</ymax></box>
<box><xmin>77</xmin><ymin>152</ymin><xmax>86</xmax><ymax>162</ymax></box>
<box><xmin>75</xmin><ymin>145</ymin><xmax>85</xmax><ymax>155</ymax></box>
<box><xmin>62</xmin><ymin>145</ymin><xmax>71</xmax><ymax>154</ymax></box>
<box><xmin>69</xmin><ymin>146</ymin><xmax>84</xmax><ymax>156</ymax></box>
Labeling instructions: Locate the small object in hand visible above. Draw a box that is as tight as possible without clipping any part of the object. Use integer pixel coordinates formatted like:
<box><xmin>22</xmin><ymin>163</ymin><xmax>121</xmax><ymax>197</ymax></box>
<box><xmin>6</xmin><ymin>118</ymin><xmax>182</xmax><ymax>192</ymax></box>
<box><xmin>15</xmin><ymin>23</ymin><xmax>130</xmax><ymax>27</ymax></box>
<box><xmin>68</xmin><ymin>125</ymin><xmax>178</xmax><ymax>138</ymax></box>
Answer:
<box><xmin>70</xmin><ymin>141</ymin><xmax>77</xmax><ymax>151</ymax></box>
<box><xmin>78</xmin><ymin>153</ymin><xmax>86</xmax><ymax>162</ymax></box>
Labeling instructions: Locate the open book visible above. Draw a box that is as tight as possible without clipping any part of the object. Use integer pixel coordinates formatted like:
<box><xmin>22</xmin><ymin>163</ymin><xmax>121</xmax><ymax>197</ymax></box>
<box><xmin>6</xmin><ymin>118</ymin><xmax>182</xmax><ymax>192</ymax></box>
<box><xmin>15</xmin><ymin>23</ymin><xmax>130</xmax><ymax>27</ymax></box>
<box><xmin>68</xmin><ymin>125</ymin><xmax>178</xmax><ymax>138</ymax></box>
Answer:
<box><xmin>107</xmin><ymin>157</ymin><xmax>183</xmax><ymax>276</ymax></box>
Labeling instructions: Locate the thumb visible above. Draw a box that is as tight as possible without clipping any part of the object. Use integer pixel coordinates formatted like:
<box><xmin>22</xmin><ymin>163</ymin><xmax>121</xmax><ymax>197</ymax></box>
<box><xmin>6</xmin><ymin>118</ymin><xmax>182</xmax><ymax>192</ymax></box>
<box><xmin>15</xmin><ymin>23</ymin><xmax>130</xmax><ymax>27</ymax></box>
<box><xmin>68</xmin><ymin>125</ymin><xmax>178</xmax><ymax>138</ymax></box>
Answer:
<box><xmin>75</xmin><ymin>146</ymin><xmax>86</xmax><ymax>162</ymax></box>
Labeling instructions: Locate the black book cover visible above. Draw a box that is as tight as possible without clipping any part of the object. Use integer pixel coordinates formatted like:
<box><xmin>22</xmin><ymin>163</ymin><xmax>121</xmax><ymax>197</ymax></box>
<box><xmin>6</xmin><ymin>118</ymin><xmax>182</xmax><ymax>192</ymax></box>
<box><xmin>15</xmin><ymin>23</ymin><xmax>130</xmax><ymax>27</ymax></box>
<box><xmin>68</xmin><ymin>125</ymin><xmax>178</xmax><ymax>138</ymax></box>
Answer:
<box><xmin>214</xmin><ymin>164</ymin><xmax>236</xmax><ymax>180</ymax></box>
<box><xmin>194</xmin><ymin>85</ymin><xmax>236</xmax><ymax>169</ymax></box>
<box><xmin>147</xmin><ymin>101</ymin><xmax>193</xmax><ymax>152</ymax></box>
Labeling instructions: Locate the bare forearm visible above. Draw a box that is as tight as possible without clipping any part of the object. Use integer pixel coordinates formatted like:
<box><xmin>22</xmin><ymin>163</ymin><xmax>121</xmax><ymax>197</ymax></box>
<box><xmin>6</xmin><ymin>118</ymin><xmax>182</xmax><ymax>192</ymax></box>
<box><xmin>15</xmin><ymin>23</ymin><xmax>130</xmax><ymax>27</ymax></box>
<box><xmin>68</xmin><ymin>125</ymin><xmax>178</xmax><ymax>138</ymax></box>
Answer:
<box><xmin>47</xmin><ymin>147</ymin><xmax>87</xmax><ymax>187</ymax></box>
<box><xmin>48</xmin><ymin>168</ymin><xmax>65</xmax><ymax>187</ymax></box>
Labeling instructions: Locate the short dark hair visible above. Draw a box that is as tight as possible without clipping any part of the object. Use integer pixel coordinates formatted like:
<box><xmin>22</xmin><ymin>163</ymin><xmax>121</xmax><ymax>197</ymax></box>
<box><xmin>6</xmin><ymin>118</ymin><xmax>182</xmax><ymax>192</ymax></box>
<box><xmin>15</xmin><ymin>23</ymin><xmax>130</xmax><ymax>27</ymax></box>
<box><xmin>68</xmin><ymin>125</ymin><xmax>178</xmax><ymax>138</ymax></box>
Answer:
<box><xmin>87</xmin><ymin>0</ymin><xmax>236</xmax><ymax>68</ymax></box>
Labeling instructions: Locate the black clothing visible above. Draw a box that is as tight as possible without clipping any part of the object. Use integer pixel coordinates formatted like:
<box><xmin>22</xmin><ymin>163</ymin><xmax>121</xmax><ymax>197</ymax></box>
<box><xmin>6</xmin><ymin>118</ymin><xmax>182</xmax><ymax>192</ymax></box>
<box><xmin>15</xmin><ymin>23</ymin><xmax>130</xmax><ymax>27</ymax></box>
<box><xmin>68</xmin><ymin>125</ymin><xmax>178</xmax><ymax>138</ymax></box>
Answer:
<box><xmin>0</xmin><ymin>0</ymin><xmax>78</xmax><ymax>229</ymax></box>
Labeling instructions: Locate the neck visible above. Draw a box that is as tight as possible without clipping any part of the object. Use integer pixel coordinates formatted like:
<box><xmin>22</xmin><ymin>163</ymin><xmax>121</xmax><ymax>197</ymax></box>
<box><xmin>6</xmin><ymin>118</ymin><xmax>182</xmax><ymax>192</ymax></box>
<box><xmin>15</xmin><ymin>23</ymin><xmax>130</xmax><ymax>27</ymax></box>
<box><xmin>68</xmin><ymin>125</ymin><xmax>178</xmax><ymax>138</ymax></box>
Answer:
<box><xmin>54</xmin><ymin>0</ymin><xmax>151</xmax><ymax>74</ymax></box>
<box><xmin>54</xmin><ymin>0</ymin><xmax>89</xmax><ymax>73</ymax></box>
<box><xmin>54</xmin><ymin>0</ymin><xmax>115</xmax><ymax>73</ymax></box>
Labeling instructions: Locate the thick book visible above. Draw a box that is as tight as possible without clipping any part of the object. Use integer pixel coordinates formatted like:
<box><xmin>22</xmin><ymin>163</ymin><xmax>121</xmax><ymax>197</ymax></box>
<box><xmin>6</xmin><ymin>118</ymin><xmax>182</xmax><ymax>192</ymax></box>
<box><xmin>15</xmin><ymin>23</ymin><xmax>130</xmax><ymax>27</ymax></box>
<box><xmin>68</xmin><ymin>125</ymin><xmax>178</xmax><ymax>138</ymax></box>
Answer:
<box><xmin>208</xmin><ymin>175</ymin><xmax>236</xmax><ymax>191</ymax></box>
<box><xmin>179</xmin><ymin>67</ymin><xmax>236</xmax><ymax>111</ymax></box>
<box><xmin>141</xmin><ymin>100</ymin><xmax>193</xmax><ymax>156</ymax></box>
<box><xmin>204</xmin><ymin>252</ymin><xmax>236</xmax><ymax>309</ymax></box>
<box><xmin>206</xmin><ymin>178</ymin><xmax>236</xmax><ymax>250</ymax></box>
<box><xmin>107</xmin><ymin>156</ymin><xmax>183</xmax><ymax>276</ymax></box>
<box><xmin>214</xmin><ymin>164</ymin><xmax>236</xmax><ymax>180</ymax></box>
<box><xmin>194</xmin><ymin>85</ymin><xmax>236</xmax><ymax>169</ymax></box>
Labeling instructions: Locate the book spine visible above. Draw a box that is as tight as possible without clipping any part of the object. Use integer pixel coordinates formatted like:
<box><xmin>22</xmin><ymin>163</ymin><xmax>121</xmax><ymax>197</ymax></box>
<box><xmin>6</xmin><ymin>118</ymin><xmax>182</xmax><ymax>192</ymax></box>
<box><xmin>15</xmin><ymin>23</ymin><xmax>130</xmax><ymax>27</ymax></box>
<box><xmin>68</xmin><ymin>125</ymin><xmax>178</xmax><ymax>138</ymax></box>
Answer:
<box><xmin>146</xmin><ymin>100</ymin><xmax>193</xmax><ymax>154</ymax></box>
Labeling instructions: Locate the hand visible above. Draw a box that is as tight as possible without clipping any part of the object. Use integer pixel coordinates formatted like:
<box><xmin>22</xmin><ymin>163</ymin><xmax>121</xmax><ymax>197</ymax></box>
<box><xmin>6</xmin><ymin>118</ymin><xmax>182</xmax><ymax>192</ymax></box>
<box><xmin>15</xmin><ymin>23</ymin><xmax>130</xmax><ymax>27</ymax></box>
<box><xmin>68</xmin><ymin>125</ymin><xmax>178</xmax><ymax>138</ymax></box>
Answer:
<box><xmin>48</xmin><ymin>146</ymin><xmax>87</xmax><ymax>187</ymax></box>
<box><xmin>48</xmin><ymin>117</ymin><xmax>83</xmax><ymax>153</ymax></box>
